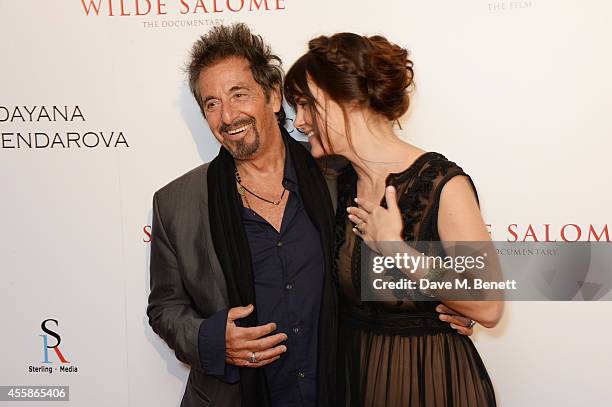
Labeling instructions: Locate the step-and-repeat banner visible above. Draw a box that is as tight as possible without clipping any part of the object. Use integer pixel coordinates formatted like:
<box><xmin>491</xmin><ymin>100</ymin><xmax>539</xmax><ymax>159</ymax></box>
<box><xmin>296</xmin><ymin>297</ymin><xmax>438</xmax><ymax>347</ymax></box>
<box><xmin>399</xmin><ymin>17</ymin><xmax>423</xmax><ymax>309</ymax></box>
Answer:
<box><xmin>1</xmin><ymin>1</ymin><xmax>611</xmax><ymax>405</ymax></box>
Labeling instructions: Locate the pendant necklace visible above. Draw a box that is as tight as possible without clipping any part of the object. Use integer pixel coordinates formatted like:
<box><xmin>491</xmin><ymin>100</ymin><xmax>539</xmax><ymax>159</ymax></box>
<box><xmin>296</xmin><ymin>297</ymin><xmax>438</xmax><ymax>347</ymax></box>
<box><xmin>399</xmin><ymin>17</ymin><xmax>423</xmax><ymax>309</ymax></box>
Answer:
<box><xmin>235</xmin><ymin>168</ymin><xmax>287</xmax><ymax>206</ymax></box>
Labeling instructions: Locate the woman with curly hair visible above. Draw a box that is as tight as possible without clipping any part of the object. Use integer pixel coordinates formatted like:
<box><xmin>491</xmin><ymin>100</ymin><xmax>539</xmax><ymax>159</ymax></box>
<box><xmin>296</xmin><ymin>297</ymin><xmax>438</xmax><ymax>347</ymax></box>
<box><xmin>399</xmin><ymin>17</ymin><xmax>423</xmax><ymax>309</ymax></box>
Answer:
<box><xmin>285</xmin><ymin>33</ymin><xmax>503</xmax><ymax>406</ymax></box>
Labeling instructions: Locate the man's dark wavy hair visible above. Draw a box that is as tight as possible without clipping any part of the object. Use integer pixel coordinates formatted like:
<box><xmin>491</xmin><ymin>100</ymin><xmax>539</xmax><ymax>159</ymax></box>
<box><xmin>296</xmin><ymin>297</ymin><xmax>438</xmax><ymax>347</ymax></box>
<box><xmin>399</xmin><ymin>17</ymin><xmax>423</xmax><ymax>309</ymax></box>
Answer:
<box><xmin>187</xmin><ymin>23</ymin><xmax>286</xmax><ymax>124</ymax></box>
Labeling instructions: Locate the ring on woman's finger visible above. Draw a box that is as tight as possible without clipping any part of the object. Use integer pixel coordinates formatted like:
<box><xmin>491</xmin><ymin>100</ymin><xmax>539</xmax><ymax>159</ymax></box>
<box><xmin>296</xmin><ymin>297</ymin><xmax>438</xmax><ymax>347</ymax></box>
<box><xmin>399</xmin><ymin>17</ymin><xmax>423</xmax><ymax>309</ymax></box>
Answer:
<box><xmin>468</xmin><ymin>320</ymin><xmax>476</xmax><ymax>328</ymax></box>
<box><xmin>355</xmin><ymin>221</ymin><xmax>366</xmax><ymax>231</ymax></box>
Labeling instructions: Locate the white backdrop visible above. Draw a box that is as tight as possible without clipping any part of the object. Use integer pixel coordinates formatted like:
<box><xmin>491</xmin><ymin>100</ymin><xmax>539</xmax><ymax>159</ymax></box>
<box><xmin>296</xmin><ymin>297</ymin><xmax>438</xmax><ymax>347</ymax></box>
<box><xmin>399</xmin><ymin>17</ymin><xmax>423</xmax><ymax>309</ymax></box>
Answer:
<box><xmin>1</xmin><ymin>0</ymin><xmax>611</xmax><ymax>406</ymax></box>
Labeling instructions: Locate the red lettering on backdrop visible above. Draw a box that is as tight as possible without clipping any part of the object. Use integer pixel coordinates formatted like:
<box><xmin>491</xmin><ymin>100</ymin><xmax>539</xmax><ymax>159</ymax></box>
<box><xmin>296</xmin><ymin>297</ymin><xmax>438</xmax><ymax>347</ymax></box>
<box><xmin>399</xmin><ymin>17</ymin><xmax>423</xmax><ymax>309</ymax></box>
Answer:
<box><xmin>82</xmin><ymin>0</ymin><xmax>285</xmax><ymax>15</ymax></box>
<box><xmin>503</xmin><ymin>223</ymin><xmax>609</xmax><ymax>242</ymax></box>
<box><xmin>143</xmin><ymin>225</ymin><xmax>152</xmax><ymax>243</ymax></box>
<box><xmin>136</xmin><ymin>0</ymin><xmax>150</xmax><ymax>15</ymax></box>
<box><xmin>588</xmin><ymin>224</ymin><xmax>610</xmax><ymax>242</ymax></box>
<box><xmin>81</xmin><ymin>0</ymin><xmax>103</xmax><ymax>15</ymax></box>
<box><xmin>119</xmin><ymin>0</ymin><xmax>131</xmax><ymax>15</ymax></box>
<box><xmin>543</xmin><ymin>224</ymin><xmax>555</xmax><ymax>242</ymax></box>
<box><xmin>524</xmin><ymin>224</ymin><xmax>538</xmax><ymax>242</ymax></box>
<box><xmin>560</xmin><ymin>224</ymin><xmax>581</xmax><ymax>242</ymax></box>
<box><xmin>249</xmin><ymin>0</ymin><xmax>269</xmax><ymax>11</ymax></box>
<box><xmin>81</xmin><ymin>0</ymin><xmax>167</xmax><ymax>15</ymax></box>
<box><xmin>507</xmin><ymin>224</ymin><xmax>518</xmax><ymax>242</ymax></box>
<box><xmin>193</xmin><ymin>0</ymin><xmax>209</xmax><ymax>13</ymax></box>
<box><xmin>179</xmin><ymin>0</ymin><xmax>189</xmax><ymax>13</ymax></box>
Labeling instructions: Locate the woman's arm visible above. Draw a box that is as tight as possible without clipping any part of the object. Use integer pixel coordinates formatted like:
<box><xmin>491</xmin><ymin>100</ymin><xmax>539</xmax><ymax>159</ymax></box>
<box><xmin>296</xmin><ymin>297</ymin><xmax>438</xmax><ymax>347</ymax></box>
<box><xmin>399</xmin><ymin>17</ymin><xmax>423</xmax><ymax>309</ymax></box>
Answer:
<box><xmin>435</xmin><ymin>176</ymin><xmax>504</xmax><ymax>328</ymax></box>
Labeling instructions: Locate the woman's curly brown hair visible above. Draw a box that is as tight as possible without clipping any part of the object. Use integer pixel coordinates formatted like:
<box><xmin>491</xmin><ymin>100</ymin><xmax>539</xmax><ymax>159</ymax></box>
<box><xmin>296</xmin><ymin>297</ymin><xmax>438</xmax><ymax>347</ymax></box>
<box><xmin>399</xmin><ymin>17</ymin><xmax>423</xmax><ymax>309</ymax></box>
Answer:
<box><xmin>285</xmin><ymin>32</ymin><xmax>413</xmax><ymax>154</ymax></box>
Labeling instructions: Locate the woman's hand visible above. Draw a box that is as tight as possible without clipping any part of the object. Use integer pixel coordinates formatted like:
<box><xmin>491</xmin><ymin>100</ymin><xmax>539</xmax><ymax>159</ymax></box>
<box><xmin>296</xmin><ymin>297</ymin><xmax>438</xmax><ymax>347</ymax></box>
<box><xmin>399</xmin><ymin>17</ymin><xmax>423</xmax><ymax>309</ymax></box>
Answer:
<box><xmin>347</xmin><ymin>186</ymin><xmax>404</xmax><ymax>252</ymax></box>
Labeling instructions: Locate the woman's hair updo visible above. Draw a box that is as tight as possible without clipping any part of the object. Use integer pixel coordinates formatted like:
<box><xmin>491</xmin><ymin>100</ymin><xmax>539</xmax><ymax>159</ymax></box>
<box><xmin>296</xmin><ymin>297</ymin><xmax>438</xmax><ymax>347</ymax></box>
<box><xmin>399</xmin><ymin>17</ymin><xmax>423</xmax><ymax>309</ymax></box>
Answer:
<box><xmin>285</xmin><ymin>32</ymin><xmax>414</xmax><ymax>122</ymax></box>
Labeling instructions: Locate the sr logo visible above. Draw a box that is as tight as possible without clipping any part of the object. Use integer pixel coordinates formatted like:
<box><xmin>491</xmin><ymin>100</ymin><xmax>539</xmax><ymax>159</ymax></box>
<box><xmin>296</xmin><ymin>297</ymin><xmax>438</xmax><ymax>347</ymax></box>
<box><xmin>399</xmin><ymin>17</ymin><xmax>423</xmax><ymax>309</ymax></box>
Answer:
<box><xmin>40</xmin><ymin>319</ymin><xmax>70</xmax><ymax>364</ymax></box>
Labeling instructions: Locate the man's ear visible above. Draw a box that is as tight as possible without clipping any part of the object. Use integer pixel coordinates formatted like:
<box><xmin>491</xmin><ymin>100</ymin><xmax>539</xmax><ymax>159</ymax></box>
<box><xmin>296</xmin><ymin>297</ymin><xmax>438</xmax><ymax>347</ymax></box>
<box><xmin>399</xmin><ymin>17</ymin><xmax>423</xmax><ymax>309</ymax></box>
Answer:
<box><xmin>271</xmin><ymin>86</ymin><xmax>282</xmax><ymax>113</ymax></box>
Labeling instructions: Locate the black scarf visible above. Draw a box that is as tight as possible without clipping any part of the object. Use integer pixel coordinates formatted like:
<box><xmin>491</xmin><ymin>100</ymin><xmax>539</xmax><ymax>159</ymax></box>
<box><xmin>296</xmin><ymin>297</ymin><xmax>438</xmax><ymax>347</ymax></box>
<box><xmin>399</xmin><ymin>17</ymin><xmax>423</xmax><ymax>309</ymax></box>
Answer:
<box><xmin>207</xmin><ymin>126</ymin><xmax>338</xmax><ymax>407</ymax></box>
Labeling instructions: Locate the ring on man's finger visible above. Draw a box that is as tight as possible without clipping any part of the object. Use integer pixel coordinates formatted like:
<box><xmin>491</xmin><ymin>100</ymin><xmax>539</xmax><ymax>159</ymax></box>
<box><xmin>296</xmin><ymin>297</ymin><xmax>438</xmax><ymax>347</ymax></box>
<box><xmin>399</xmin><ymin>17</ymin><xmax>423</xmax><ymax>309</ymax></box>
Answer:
<box><xmin>249</xmin><ymin>352</ymin><xmax>257</xmax><ymax>363</ymax></box>
<box><xmin>468</xmin><ymin>320</ymin><xmax>476</xmax><ymax>328</ymax></box>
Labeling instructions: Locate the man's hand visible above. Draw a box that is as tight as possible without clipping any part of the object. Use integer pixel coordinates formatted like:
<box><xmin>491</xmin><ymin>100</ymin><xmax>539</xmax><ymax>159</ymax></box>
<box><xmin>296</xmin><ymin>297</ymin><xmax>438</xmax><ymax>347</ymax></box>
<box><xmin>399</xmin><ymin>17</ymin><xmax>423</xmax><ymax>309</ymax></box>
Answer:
<box><xmin>225</xmin><ymin>304</ymin><xmax>288</xmax><ymax>367</ymax></box>
<box><xmin>436</xmin><ymin>304</ymin><xmax>475</xmax><ymax>336</ymax></box>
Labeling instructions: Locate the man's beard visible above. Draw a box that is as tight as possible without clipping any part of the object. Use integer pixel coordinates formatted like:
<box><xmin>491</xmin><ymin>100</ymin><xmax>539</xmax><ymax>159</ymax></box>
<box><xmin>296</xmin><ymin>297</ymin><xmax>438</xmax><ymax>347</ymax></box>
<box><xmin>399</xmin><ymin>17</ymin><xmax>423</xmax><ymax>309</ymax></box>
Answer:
<box><xmin>221</xmin><ymin>118</ymin><xmax>260</xmax><ymax>160</ymax></box>
<box><xmin>227</xmin><ymin>130</ymin><xmax>260</xmax><ymax>159</ymax></box>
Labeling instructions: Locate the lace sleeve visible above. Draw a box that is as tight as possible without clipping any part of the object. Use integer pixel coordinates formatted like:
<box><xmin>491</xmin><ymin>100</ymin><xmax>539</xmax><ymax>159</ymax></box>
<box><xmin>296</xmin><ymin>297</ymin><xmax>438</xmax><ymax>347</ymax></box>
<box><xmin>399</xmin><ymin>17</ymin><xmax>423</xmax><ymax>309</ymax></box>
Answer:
<box><xmin>417</xmin><ymin>159</ymin><xmax>479</xmax><ymax>241</ymax></box>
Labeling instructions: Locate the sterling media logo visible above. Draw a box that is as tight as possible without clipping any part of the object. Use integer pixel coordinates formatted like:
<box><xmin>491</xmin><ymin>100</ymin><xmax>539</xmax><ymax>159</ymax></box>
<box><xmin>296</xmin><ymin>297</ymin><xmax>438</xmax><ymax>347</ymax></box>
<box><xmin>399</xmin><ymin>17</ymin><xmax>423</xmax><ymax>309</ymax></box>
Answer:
<box><xmin>28</xmin><ymin>319</ymin><xmax>78</xmax><ymax>374</ymax></box>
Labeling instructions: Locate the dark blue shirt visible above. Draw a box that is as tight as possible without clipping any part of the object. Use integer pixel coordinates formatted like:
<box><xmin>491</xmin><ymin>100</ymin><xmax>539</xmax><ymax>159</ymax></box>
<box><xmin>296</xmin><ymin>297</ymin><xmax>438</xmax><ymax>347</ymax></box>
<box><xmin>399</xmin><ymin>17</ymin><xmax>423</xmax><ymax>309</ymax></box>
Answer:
<box><xmin>198</xmin><ymin>144</ymin><xmax>325</xmax><ymax>407</ymax></box>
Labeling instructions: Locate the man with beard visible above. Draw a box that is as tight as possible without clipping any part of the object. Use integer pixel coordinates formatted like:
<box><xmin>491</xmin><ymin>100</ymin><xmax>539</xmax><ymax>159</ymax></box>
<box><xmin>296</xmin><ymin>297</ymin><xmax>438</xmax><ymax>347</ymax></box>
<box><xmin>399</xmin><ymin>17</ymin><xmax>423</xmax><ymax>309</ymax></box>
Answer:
<box><xmin>147</xmin><ymin>23</ymin><xmax>474</xmax><ymax>407</ymax></box>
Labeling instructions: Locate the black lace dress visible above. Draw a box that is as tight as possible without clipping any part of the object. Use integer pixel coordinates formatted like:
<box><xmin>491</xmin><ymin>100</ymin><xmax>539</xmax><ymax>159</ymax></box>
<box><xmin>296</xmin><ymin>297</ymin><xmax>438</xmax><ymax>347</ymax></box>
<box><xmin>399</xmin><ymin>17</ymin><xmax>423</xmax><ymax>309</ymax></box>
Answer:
<box><xmin>334</xmin><ymin>152</ymin><xmax>496</xmax><ymax>407</ymax></box>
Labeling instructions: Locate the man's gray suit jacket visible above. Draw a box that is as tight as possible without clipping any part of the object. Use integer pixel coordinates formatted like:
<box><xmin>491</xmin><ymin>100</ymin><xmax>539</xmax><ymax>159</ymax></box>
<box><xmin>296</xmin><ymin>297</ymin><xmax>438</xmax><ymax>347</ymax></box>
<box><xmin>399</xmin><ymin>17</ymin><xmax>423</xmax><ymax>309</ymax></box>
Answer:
<box><xmin>147</xmin><ymin>157</ymin><xmax>339</xmax><ymax>407</ymax></box>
